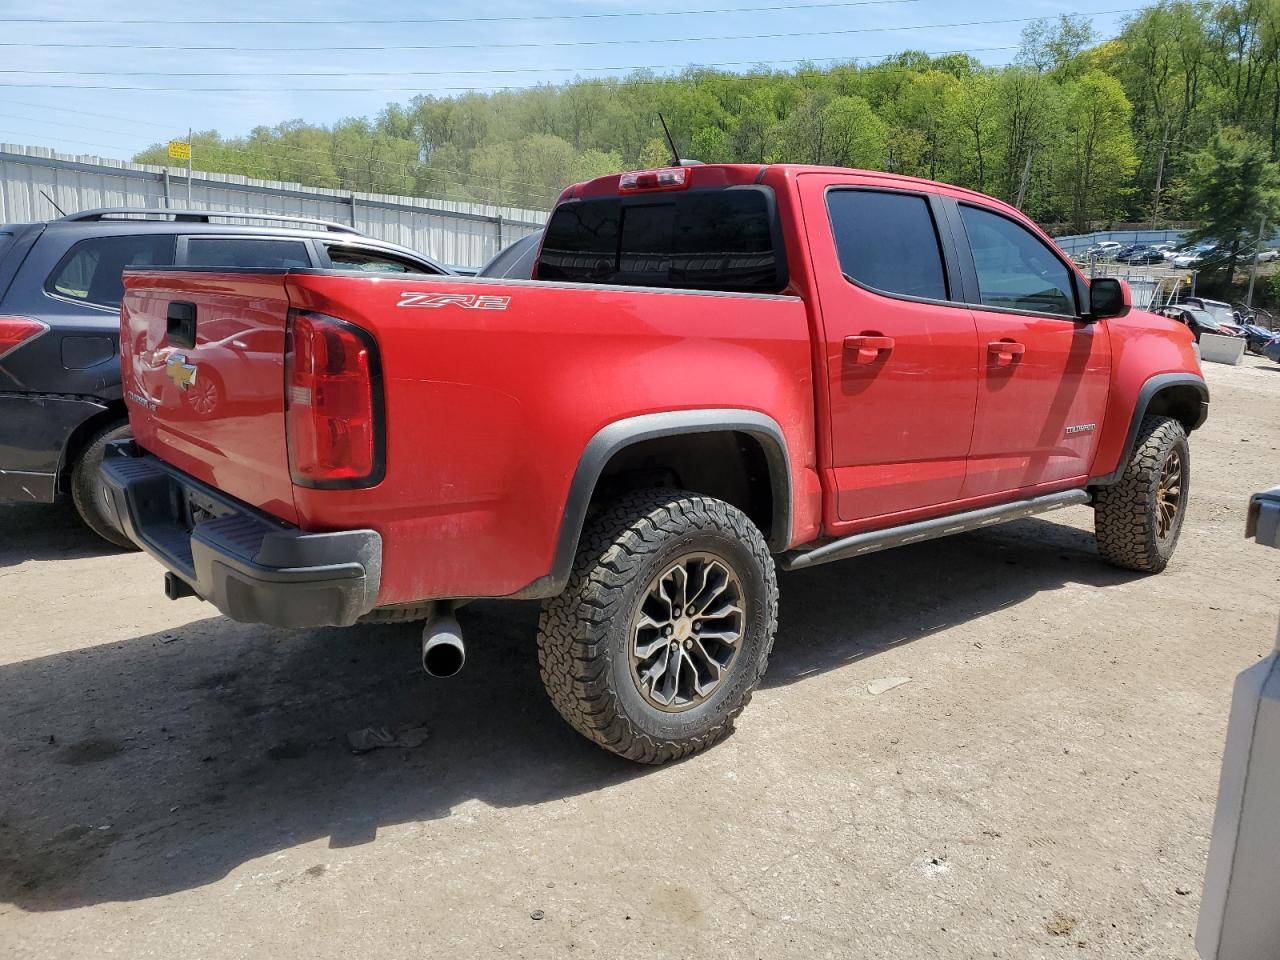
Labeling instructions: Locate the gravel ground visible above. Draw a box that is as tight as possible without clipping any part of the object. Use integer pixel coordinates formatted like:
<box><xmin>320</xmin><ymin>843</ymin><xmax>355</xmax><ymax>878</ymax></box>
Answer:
<box><xmin>2</xmin><ymin>356</ymin><xmax>1278</xmax><ymax>959</ymax></box>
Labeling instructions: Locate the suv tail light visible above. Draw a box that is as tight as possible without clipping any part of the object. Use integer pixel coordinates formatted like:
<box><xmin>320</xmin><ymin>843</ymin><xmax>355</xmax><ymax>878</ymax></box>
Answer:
<box><xmin>0</xmin><ymin>316</ymin><xmax>48</xmax><ymax>360</ymax></box>
<box><xmin>285</xmin><ymin>310</ymin><xmax>385</xmax><ymax>488</ymax></box>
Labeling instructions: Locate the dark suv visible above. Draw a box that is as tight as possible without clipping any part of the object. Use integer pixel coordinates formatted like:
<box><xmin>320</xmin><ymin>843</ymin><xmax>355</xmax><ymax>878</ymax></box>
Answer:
<box><xmin>0</xmin><ymin>208</ymin><xmax>450</xmax><ymax>545</ymax></box>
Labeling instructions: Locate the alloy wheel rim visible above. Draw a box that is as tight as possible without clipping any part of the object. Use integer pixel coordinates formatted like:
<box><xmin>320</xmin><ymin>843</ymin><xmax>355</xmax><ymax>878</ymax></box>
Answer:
<box><xmin>188</xmin><ymin>378</ymin><xmax>217</xmax><ymax>415</ymax></box>
<box><xmin>629</xmin><ymin>552</ymin><xmax>745</xmax><ymax>713</ymax></box>
<box><xmin>1155</xmin><ymin>448</ymin><xmax>1184</xmax><ymax>542</ymax></box>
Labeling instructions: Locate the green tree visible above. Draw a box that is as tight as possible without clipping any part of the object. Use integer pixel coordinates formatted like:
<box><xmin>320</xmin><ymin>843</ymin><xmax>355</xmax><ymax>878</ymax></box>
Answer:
<box><xmin>1180</xmin><ymin>128</ymin><xmax>1280</xmax><ymax>281</ymax></box>
<box><xmin>1058</xmin><ymin>71</ymin><xmax>1139</xmax><ymax>230</ymax></box>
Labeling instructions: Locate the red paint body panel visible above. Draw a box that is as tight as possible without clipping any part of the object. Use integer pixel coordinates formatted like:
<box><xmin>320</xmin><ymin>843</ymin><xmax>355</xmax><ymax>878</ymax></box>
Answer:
<box><xmin>117</xmin><ymin>163</ymin><xmax>1204</xmax><ymax>609</ymax></box>
<box><xmin>121</xmin><ymin>272</ymin><xmax>297</xmax><ymax>523</ymax></box>
<box><xmin>1090</xmin><ymin>308</ymin><xmax>1202</xmax><ymax>479</ymax></box>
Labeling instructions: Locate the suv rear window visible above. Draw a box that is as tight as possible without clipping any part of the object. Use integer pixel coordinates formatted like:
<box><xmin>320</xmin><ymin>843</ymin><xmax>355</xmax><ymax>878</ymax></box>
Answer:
<box><xmin>47</xmin><ymin>234</ymin><xmax>176</xmax><ymax>308</ymax></box>
<box><xmin>185</xmin><ymin>237</ymin><xmax>311</xmax><ymax>269</ymax></box>
<box><xmin>536</xmin><ymin>187</ymin><xmax>785</xmax><ymax>293</ymax></box>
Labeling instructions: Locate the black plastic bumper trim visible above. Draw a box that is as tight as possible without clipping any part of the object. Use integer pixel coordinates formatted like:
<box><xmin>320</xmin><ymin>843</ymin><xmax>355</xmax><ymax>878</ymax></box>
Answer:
<box><xmin>99</xmin><ymin>440</ymin><xmax>381</xmax><ymax>627</ymax></box>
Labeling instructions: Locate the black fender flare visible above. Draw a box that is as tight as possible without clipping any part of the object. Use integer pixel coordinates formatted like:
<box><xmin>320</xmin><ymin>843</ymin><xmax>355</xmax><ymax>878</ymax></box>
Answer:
<box><xmin>1089</xmin><ymin>372</ymin><xmax>1208</xmax><ymax>487</ymax></box>
<box><xmin>514</xmin><ymin>409</ymin><xmax>793</xmax><ymax>599</ymax></box>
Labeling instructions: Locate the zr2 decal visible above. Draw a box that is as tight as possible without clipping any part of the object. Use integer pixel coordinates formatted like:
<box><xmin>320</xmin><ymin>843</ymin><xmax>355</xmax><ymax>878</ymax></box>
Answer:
<box><xmin>397</xmin><ymin>292</ymin><xmax>511</xmax><ymax>310</ymax></box>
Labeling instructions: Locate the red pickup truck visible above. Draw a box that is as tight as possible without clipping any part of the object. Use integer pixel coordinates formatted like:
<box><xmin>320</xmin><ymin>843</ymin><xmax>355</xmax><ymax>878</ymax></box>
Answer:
<box><xmin>101</xmin><ymin>163</ymin><xmax>1207</xmax><ymax>763</ymax></box>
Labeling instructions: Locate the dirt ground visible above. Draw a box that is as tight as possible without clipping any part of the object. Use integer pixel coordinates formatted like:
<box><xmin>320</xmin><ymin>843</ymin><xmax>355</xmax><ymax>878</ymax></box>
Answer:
<box><xmin>2</xmin><ymin>357</ymin><xmax>1279</xmax><ymax>960</ymax></box>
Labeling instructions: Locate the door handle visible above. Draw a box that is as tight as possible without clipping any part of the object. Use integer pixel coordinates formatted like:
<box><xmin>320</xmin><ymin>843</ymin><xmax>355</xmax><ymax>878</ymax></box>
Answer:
<box><xmin>987</xmin><ymin>340</ymin><xmax>1025</xmax><ymax>367</ymax></box>
<box><xmin>844</xmin><ymin>335</ymin><xmax>895</xmax><ymax>364</ymax></box>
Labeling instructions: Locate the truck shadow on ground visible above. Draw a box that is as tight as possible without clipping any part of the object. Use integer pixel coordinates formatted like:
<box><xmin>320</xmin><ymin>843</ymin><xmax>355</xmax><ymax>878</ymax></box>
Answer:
<box><xmin>0</xmin><ymin>509</ymin><xmax>1136</xmax><ymax>910</ymax></box>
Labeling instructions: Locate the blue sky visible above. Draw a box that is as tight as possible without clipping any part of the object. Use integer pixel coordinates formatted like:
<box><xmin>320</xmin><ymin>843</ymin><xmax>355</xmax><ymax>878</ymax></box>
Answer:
<box><xmin>0</xmin><ymin>0</ymin><xmax>1136</xmax><ymax>161</ymax></box>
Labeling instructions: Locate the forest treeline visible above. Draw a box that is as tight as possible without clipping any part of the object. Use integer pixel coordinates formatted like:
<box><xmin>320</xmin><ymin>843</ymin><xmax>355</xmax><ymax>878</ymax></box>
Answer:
<box><xmin>134</xmin><ymin>1</ymin><xmax>1280</xmax><ymax>230</ymax></box>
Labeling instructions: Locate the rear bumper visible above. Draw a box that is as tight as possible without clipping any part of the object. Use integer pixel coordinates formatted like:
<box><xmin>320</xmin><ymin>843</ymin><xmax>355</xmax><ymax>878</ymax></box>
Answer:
<box><xmin>0</xmin><ymin>392</ymin><xmax>111</xmax><ymax>502</ymax></box>
<box><xmin>99</xmin><ymin>440</ymin><xmax>381</xmax><ymax>628</ymax></box>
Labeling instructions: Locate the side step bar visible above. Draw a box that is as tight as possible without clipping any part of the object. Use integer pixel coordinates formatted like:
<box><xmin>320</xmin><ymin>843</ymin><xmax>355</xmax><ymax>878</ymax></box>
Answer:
<box><xmin>780</xmin><ymin>489</ymin><xmax>1091</xmax><ymax>571</ymax></box>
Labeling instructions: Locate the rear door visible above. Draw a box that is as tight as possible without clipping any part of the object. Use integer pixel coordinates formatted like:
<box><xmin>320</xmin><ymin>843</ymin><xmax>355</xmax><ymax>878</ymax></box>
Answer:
<box><xmin>946</xmin><ymin>201</ymin><xmax>1111</xmax><ymax>497</ymax></box>
<box><xmin>798</xmin><ymin>174</ymin><xmax>979</xmax><ymax>523</ymax></box>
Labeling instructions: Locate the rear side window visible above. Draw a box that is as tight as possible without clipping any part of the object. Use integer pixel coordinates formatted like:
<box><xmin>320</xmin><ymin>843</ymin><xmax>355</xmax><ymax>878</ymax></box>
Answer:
<box><xmin>325</xmin><ymin>244</ymin><xmax>435</xmax><ymax>274</ymax></box>
<box><xmin>185</xmin><ymin>237</ymin><xmax>311</xmax><ymax>269</ymax></box>
<box><xmin>536</xmin><ymin>187</ymin><xmax>784</xmax><ymax>293</ymax></box>
<box><xmin>827</xmin><ymin>190</ymin><xmax>948</xmax><ymax>301</ymax></box>
<box><xmin>958</xmin><ymin>205</ymin><xmax>1076</xmax><ymax>317</ymax></box>
<box><xmin>47</xmin><ymin>234</ymin><xmax>176</xmax><ymax>308</ymax></box>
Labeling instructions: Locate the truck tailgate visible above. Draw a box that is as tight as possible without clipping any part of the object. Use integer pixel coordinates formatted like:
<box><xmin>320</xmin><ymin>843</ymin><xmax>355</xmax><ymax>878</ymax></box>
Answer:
<box><xmin>120</xmin><ymin>270</ymin><xmax>298</xmax><ymax>524</ymax></box>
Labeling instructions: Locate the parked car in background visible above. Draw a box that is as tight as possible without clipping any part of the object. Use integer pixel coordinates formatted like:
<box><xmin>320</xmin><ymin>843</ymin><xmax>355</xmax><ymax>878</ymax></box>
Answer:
<box><xmin>1123</xmin><ymin>246</ymin><xmax>1168</xmax><ymax>265</ymax></box>
<box><xmin>1240</xmin><ymin>322</ymin><xmax>1280</xmax><ymax>355</ymax></box>
<box><xmin>1172</xmin><ymin>242</ymin><xmax>1220</xmax><ymax>269</ymax></box>
<box><xmin>1161</xmin><ymin>305</ymin><xmax>1231</xmax><ymax>341</ymax></box>
<box><xmin>1084</xmin><ymin>241</ymin><xmax>1123</xmax><ymax>259</ymax></box>
<box><xmin>477</xmin><ymin>232</ymin><xmax>541</xmax><ymax>279</ymax></box>
<box><xmin>0</xmin><ymin>208</ymin><xmax>450</xmax><ymax>546</ymax></box>
<box><xmin>1265</xmin><ymin>336</ymin><xmax>1280</xmax><ymax>363</ymax></box>
<box><xmin>1255</xmin><ymin>248</ymin><xmax>1279</xmax><ymax>263</ymax></box>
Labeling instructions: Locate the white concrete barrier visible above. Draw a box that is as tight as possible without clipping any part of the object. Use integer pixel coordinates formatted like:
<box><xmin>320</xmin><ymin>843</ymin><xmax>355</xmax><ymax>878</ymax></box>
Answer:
<box><xmin>1200</xmin><ymin>333</ymin><xmax>1247</xmax><ymax>366</ymax></box>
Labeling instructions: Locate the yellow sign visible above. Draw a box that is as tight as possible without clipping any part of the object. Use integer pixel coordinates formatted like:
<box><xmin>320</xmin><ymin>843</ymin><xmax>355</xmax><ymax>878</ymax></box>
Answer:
<box><xmin>168</xmin><ymin>140</ymin><xmax>191</xmax><ymax>161</ymax></box>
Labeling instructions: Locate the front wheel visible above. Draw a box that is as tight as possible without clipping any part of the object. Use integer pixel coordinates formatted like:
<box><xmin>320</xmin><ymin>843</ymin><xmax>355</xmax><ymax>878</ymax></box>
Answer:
<box><xmin>537</xmin><ymin>490</ymin><xmax>779</xmax><ymax>764</ymax></box>
<box><xmin>1093</xmin><ymin>415</ymin><xmax>1189</xmax><ymax>573</ymax></box>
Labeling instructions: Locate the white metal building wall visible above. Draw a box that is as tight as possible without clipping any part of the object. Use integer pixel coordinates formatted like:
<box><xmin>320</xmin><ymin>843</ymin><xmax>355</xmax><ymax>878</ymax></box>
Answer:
<box><xmin>0</xmin><ymin>144</ymin><xmax>548</xmax><ymax>268</ymax></box>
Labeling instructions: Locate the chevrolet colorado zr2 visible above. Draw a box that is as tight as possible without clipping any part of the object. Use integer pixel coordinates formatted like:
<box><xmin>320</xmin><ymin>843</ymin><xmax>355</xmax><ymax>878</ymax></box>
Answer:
<box><xmin>99</xmin><ymin>163</ymin><xmax>1208</xmax><ymax>763</ymax></box>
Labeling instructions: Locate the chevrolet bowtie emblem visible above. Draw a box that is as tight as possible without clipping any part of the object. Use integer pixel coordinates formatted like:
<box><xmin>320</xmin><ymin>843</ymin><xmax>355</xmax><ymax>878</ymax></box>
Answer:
<box><xmin>165</xmin><ymin>354</ymin><xmax>198</xmax><ymax>391</ymax></box>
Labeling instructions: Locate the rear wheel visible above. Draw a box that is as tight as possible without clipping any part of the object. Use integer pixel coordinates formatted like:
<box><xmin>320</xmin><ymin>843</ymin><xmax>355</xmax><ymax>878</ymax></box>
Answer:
<box><xmin>1093</xmin><ymin>415</ymin><xmax>1189</xmax><ymax>573</ymax></box>
<box><xmin>70</xmin><ymin>421</ymin><xmax>138</xmax><ymax>550</ymax></box>
<box><xmin>537</xmin><ymin>490</ymin><xmax>778</xmax><ymax>764</ymax></box>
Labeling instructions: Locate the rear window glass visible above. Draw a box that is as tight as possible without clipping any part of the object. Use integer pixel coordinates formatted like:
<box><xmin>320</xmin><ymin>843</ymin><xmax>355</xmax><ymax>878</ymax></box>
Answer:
<box><xmin>536</xmin><ymin>187</ymin><xmax>784</xmax><ymax>293</ymax></box>
<box><xmin>47</xmin><ymin>234</ymin><xmax>176</xmax><ymax>308</ymax></box>
<box><xmin>827</xmin><ymin>190</ymin><xmax>949</xmax><ymax>301</ymax></box>
<box><xmin>185</xmin><ymin>237</ymin><xmax>311</xmax><ymax>269</ymax></box>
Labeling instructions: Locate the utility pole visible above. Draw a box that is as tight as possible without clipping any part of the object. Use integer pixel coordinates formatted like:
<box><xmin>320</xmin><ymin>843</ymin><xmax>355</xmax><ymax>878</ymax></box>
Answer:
<box><xmin>186</xmin><ymin>127</ymin><xmax>193</xmax><ymax>205</ymax></box>
<box><xmin>1246</xmin><ymin>213</ymin><xmax>1267</xmax><ymax>309</ymax></box>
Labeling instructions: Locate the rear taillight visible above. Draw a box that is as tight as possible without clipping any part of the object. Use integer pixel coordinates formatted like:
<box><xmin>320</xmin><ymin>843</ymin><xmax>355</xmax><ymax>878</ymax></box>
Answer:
<box><xmin>285</xmin><ymin>310</ymin><xmax>384</xmax><ymax>488</ymax></box>
<box><xmin>0</xmin><ymin>316</ymin><xmax>48</xmax><ymax>360</ymax></box>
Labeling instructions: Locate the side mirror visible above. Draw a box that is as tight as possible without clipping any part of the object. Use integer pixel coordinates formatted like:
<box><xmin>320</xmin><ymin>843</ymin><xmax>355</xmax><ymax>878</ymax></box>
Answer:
<box><xmin>1089</xmin><ymin>277</ymin><xmax>1131</xmax><ymax>320</ymax></box>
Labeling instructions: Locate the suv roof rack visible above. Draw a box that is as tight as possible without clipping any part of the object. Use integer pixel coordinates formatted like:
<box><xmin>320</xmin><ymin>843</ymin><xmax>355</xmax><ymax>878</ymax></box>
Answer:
<box><xmin>57</xmin><ymin>208</ymin><xmax>362</xmax><ymax>235</ymax></box>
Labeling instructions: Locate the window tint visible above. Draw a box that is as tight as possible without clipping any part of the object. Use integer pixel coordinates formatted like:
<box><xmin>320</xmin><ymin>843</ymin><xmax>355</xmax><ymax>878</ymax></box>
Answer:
<box><xmin>326</xmin><ymin>245</ymin><xmax>433</xmax><ymax>274</ymax></box>
<box><xmin>827</xmin><ymin>190</ymin><xmax>949</xmax><ymax>301</ymax></box>
<box><xmin>958</xmin><ymin>205</ymin><xmax>1076</xmax><ymax>317</ymax></box>
<box><xmin>47</xmin><ymin>234</ymin><xmax>176</xmax><ymax>308</ymax></box>
<box><xmin>537</xmin><ymin>188</ymin><xmax>783</xmax><ymax>293</ymax></box>
<box><xmin>184</xmin><ymin>237</ymin><xmax>311</xmax><ymax>269</ymax></box>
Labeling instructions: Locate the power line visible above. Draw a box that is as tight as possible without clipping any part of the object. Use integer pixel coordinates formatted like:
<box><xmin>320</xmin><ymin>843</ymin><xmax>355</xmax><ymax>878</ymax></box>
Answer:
<box><xmin>0</xmin><ymin>0</ymin><xmax>927</xmax><ymax>25</ymax></box>
<box><xmin>0</xmin><ymin>8</ymin><xmax>1139</xmax><ymax>55</ymax></box>
<box><xmin>0</xmin><ymin>46</ymin><xmax>1025</xmax><ymax>79</ymax></box>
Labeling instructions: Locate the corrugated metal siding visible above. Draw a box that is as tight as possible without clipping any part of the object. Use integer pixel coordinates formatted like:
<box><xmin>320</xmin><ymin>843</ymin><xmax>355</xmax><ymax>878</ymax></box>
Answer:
<box><xmin>0</xmin><ymin>144</ymin><xmax>548</xmax><ymax>268</ymax></box>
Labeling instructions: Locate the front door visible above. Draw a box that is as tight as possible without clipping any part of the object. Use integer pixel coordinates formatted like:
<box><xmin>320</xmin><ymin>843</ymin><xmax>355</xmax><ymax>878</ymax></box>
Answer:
<box><xmin>947</xmin><ymin>202</ymin><xmax>1111</xmax><ymax>498</ymax></box>
<box><xmin>799</xmin><ymin>175</ymin><xmax>979</xmax><ymax>524</ymax></box>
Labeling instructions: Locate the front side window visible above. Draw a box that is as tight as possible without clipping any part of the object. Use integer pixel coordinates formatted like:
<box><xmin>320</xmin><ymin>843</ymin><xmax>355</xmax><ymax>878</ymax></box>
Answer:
<box><xmin>827</xmin><ymin>189</ymin><xmax>949</xmax><ymax>301</ymax></box>
<box><xmin>184</xmin><ymin>237</ymin><xmax>311</xmax><ymax>269</ymax></box>
<box><xmin>959</xmin><ymin>205</ymin><xmax>1076</xmax><ymax>317</ymax></box>
<box><xmin>47</xmin><ymin>234</ymin><xmax>176</xmax><ymax>308</ymax></box>
<box><xmin>537</xmin><ymin>187</ymin><xmax>784</xmax><ymax>293</ymax></box>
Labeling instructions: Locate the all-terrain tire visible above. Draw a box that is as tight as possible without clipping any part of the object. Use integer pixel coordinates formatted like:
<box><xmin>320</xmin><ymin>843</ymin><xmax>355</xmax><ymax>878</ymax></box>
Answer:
<box><xmin>537</xmin><ymin>490</ymin><xmax>779</xmax><ymax>764</ymax></box>
<box><xmin>71</xmin><ymin>421</ymin><xmax>138</xmax><ymax>550</ymax></box>
<box><xmin>1093</xmin><ymin>415</ymin><xmax>1189</xmax><ymax>573</ymax></box>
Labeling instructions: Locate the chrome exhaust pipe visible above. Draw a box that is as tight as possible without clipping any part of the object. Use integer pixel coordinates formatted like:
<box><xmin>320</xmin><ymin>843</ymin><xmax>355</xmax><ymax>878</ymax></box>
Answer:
<box><xmin>421</xmin><ymin>614</ymin><xmax>465</xmax><ymax>678</ymax></box>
